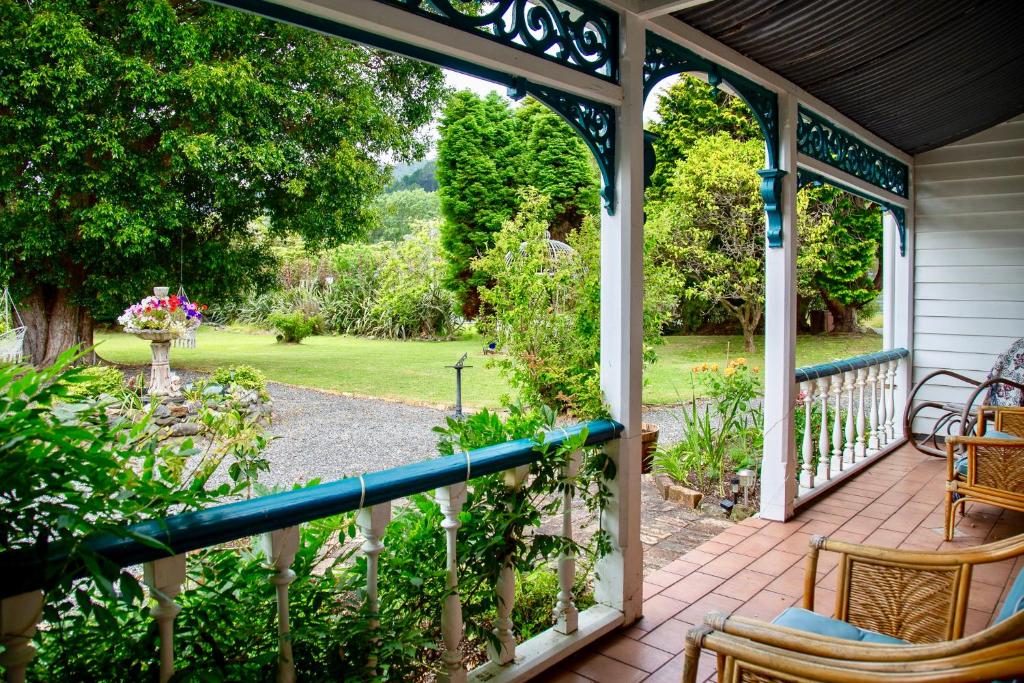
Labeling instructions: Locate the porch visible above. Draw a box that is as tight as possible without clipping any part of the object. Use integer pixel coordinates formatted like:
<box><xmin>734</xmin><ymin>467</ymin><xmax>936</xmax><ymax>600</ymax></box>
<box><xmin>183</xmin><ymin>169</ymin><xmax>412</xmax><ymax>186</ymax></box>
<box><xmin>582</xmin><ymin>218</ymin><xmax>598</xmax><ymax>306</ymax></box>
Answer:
<box><xmin>542</xmin><ymin>441</ymin><xmax>1024</xmax><ymax>682</ymax></box>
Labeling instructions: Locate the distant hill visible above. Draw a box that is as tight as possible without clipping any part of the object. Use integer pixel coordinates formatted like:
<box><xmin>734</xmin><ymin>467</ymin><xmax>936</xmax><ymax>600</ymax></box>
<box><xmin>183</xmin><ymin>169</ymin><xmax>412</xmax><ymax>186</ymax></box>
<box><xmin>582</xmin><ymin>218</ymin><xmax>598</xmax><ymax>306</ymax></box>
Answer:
<box><xmin>388</xmin><ymin>159</ymin><xmax>437</xmax><ymax>192</ymax></box>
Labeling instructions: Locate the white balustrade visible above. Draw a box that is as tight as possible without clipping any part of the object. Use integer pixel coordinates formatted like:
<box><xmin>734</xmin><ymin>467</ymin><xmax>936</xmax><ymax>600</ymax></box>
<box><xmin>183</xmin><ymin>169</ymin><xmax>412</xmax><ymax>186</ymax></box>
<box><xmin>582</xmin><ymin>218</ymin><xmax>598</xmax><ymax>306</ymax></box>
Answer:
<box><xmin>261</xmin><ymin>526</ymin><xmax>301</xmax><ymax>683</ymax></box>
<box><xmin>490</xmin><ymin>465</ymin><xmax>530</xmax><ymax>665</ymax></box>
<box><xmin>0</xmin><ymin>591</ymin><xmax>43</xmax><ymax>683</ymax></box>
<box><xmin>815</xmin><ymin>377</ymin><xmax>831</xmax><ymax>484</ymax></box>
<box><xmin>357</xmin><ymin>502</ymin><xmax>391</xmax><ymax>678</ymax></box>
<box><xmin>554</xmin><ymin>450</ymin><xmax>582</xmax><ymax>635</ymax></box>
<box><xmin>799</xmin><ymin>380</ymin><xmax>815</xmax><ymax>491</ymax></box>
<box><xmin>830</xmin><ymin>374</ymin><xmax>844</xmax><ymax>475</ymax></box>
<box><xmin>793</xmin><ymin>353</ymin><xmax>906</xmax><ymax>505</ymax></box>
<box><xmin>436</xmin><ymin>483</ymin><xmax>468</xmax><ymax>683</ymax></box>
<box><xmin>143</xmin><ymin>554</ymin><xmax>187</xmax><ymax>683</ymax></box>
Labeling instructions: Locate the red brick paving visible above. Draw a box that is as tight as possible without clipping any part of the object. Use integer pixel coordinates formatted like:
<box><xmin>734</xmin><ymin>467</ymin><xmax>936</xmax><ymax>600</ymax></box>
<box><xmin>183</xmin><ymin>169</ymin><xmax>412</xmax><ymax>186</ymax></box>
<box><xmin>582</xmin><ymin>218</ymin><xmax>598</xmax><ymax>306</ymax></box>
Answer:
<box><xmin>534</xmin><ymin>442</ymin><xmax>1024</xmax><ymax>682</ymax></box>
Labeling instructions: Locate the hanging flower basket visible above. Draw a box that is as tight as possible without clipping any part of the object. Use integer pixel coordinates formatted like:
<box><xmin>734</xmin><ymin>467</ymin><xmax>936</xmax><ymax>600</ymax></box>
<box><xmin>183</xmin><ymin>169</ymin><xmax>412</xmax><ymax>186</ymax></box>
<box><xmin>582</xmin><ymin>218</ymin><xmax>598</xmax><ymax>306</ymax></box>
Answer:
<box><xmin>118</xmin><ymin>292</ymin><xmax>205</xmax><ymax>340</ymax></box>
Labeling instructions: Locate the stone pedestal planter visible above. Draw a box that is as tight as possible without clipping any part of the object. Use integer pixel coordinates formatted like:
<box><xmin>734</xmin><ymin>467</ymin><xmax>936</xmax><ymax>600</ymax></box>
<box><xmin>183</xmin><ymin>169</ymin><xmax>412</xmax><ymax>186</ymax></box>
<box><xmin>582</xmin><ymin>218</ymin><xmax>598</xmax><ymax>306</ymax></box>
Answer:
<box><xmin>128</xmin><ymin>329</ymin><xmax>179</xmax><ymax>397</ymax></box>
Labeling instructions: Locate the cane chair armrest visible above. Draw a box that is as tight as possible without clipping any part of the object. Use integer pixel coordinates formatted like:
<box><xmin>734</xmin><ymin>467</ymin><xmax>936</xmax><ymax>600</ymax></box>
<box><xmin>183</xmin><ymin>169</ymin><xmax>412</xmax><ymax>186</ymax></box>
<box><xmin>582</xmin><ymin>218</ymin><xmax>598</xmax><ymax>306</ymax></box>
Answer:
<box><xmin>683</xmin><ymin>623</ymin><xmax>1024</xmax><ymax>683</ymax></box>
<box><xmin>802</xmin><ymin>533</ymin><xmax>1024</xmax><ymax>643</ymax></box>
<box><xmin>700</xmin><ymin>610</ymin><xmax>1024</xmax><ymax>663</ymax></box>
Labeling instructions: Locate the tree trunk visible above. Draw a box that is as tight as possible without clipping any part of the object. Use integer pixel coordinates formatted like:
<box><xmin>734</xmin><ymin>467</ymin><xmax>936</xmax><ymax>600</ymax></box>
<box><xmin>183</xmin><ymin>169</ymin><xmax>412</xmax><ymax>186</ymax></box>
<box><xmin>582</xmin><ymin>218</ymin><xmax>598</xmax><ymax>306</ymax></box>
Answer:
<box><xmin>825</xmin><ymin>299</ymin><xmax>859</xmax><ymax>333</ymax></box>
<box><xmin>21</xmin><ymin>285</ymin><xmax>94</xmax><ymax>368</ymax></box>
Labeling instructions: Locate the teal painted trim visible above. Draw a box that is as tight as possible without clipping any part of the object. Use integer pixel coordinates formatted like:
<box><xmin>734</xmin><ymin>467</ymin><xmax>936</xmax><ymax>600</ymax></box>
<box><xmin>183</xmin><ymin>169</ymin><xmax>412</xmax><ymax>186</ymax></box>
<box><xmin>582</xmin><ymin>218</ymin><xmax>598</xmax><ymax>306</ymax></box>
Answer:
<box><xmin>211</xmin><ymin>0</ymin><xmax>618</xmax><ymax>212</ymax></box>
<box><xmin>797</xmin><ymin>169</ymin><xmax>906</xmax><ymax>256</ymax></box>
<box><xmin>376</xmin><ymin>0</ymin><xmax>619</xmax><ymax>84</ymax></box>
<box><xmin>211</xmin><ymin>0</ymin><xmax>520</xmax><ymax>91</ymax></box>
<box><xmin>643</xmin><ymin>32</ymin><xmax>784</xmax><ymax>245</ymax></box>
<box><xmin>795</xmin><ymin>348</ymin><xmax>908</xmax><ymax>384</ymax></box>
<box><xmin>509</xmin><ymin>79</ymin><xmax>617</xmax><ymax>213</ymax></box>
<box><xmin>643</xmin><ymin>32</ymin><xmax>779</xmax><ymax>170</ymax></box>
<box><xmin>0</xmin><ymin>420</ymin><xmax>622</xmax><ymax>600</ymax></box>
<box><xmin>797</xmin><ymin>107</ymin><xmax>908</xmax><ymax>199</ymax></box>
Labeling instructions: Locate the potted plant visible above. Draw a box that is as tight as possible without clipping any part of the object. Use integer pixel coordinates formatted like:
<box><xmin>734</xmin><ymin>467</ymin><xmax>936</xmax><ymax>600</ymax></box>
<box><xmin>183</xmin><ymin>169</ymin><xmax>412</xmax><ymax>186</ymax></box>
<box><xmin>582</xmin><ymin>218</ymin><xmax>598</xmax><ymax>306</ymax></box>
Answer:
<box><xmin>118</xmin><ymin>287</ymin><xmax>205</xmax><ymax>396</ymax></box>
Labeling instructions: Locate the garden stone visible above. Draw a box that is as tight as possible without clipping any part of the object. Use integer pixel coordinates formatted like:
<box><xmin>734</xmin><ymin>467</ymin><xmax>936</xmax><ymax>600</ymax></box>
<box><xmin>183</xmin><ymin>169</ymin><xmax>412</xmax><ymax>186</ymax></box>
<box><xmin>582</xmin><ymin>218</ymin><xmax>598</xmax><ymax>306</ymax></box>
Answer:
<box><xmin>153</xmin><ymin>404</ymin><xmax>171</xmax><ymax>419</ymax></box>
<box><xmin>667</xmin><ymin>484</ymin><xmax>703</xmax><ymax>509</ymax></box>
<box><xmin>168</xmin><ymin>405</ymin><xmax>189</xmax><ymax>418</ymax></box>
<box><xmin>653</xmin><ymin>474</ymin><xmax>673</xmax><ymax>498</ymax></box>
<box><xmin>170</xmin><ymin>422</ymin><xmax>201</xmax><ymax>437</ymax></box>
<box><xmin>203</xmin><ymin>384</ymin><xmax>225</xmax><ymax>397</ymax></box>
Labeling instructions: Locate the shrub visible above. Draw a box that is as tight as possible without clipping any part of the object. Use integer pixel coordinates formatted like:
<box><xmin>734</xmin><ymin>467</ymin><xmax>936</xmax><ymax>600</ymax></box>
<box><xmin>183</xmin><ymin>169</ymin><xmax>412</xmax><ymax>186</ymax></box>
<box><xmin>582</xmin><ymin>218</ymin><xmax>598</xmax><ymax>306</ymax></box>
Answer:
<box><xmin>269</xmin><ymin>311</ymin><xmax>319</xmax><ymax>343</ymax></box>
<box><xmin>212</xmin><ymin>364</ymin><xmax>268</xmax><ymax>396</ymax></box>
<box><xmin>59</xmin><ymin>365</ymin><xmax>127</xmax><ymax>400</ymax></box>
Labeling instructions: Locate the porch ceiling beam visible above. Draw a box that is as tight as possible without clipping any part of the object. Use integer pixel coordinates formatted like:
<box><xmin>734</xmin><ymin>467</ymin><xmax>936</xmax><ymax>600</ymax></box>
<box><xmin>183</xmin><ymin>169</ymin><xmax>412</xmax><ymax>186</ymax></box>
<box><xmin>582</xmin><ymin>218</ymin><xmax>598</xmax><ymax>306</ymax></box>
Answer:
<box><xmin>646</xmin><ymin>14</ymin><xmax>913</xmax><ymax>166</ymax></box>
<box><xmin>797</xmin><ymin>154</ymin><xmax>910</xmax><ymax>208</ymax></box>
<box><xmin>247</xmin><ymin>0</ymin><xmax>623</xmax><ymax>106</ymax></box>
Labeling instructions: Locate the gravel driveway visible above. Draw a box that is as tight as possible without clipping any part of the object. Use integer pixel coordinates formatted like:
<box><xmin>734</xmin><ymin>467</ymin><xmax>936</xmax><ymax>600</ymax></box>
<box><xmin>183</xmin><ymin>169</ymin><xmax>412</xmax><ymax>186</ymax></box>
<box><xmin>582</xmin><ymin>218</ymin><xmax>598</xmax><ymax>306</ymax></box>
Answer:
<box><xmin>261</xmin><ymin>382</ymin><xmax>450</xmax><ymax>487</ymax></box>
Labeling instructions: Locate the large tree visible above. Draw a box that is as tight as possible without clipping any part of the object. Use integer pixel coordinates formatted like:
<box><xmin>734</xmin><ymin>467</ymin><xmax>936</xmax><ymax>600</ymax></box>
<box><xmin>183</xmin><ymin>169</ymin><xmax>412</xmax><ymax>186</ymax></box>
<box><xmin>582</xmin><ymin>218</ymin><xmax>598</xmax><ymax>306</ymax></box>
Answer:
<box><xmin>0</xmin><ymin>0</ymin><xmax>446</xmax><ymax>366</ymax></box>
<box><xmin>437</xmin><ymin>92</ymin><xmax>599</xmax><ymax>317</ymax></box>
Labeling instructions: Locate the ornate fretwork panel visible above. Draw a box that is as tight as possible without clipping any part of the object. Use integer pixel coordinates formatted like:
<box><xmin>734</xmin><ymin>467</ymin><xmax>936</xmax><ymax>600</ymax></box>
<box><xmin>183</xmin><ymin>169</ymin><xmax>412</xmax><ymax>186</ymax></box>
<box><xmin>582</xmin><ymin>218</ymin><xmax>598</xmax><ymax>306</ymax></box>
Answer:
<box><xmin>510</xmin><ymin>78</ymin><xmax>616</xmax><ymax>213</ymax></box>
<box><xmin>643</xmin><ymin>32</ymin><xmax>779</xmax><ymax>169</ymax></box>
<box><xmin>378</xmin><ymin>0</ymin><xmax>619</xmax><ymax>83</ymax></box>
<box><xmin>797</xmin><ymin>169</ymin><xmax>907</xmax><ymax>256</ymax></box>
<box><xmin>797</xmin><ymin>107</ymin><xmax>908</xmax><ymax>199</ymax></box>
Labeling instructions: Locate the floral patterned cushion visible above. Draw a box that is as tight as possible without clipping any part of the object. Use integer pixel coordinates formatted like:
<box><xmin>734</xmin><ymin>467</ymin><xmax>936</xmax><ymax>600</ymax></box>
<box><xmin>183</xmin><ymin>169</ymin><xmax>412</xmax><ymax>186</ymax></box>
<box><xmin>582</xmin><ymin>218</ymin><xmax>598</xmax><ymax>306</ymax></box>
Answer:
<box><xmin>986</xmin><ymin>338</ymin><xmax>1024</xmax><ymax>407</ymax></box>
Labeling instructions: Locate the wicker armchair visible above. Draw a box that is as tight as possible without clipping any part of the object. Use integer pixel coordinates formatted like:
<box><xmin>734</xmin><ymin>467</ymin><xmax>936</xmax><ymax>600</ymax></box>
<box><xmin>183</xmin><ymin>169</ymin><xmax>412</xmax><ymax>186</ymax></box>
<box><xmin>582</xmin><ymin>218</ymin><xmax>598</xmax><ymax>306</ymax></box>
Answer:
<box><xmin>904</xmin><ymin>337</ymin><xmax>1024</xmax><ymax>457</ymax></box>
<box><xmin>683</xmin><ymin>533</ymin><xmax>1024</xmax><ymax>682</ymax></box>
<box><xmin>946</xmin><ymin>432</ymin><xmax>1024</xmax><ymax>541</ymax></box>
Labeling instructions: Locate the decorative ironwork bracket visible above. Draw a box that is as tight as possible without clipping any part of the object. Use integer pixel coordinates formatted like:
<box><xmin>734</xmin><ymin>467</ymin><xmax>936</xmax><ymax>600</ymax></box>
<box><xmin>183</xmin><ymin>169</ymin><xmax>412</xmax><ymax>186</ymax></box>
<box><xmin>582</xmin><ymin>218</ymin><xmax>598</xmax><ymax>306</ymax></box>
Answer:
<box><xmin>377</xmin><ymin>0</ymin><xmax>619</xmax><ymax>83</ymax></box>
<box><xmin>643</xmin><ymin>32</ymin><xmax>785</xmax><ymax>245</ymax></box>
<box><xmin>797</xmin><ymin>169</ymin><xmax>906</xmax><ymax>256</ymax></box>
<box><xmin>797</xmin><ymin>107</ymin><xmax>908</xmax><ymax>199</ymax></box>
<box><xmin>509</xmin><ymin>77</ymin><xmax>616</xmax><ymax>213</ymax></box>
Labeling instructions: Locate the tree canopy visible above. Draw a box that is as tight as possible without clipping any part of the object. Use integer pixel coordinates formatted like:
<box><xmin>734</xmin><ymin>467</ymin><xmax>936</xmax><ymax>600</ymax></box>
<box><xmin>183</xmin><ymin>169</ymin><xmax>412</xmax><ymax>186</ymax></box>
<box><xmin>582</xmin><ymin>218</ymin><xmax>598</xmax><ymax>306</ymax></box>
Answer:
<box><xmin>368</xmin><ymin>188</ymin><xmax>440</xmax><ymax>243</ymax></box>
<box><xmin>437</xmin><ymin>91</ymin><xmax>599</xmax><ymax>317</ymax></box>
<box><xmin>0</xmin><ymin>0</ymin><xmax>447</xmax><ymax>365</ymax></box>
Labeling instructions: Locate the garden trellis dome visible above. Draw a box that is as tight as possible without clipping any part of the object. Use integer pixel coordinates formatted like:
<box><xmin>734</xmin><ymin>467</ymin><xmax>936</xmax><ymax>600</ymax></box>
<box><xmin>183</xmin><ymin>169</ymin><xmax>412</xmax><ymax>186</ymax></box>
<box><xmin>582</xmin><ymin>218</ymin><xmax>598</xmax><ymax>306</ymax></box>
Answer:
<box><xmin>0</xmin><ymin>287</ymin><xmax>26</xmax><ymax>363</ymax></box>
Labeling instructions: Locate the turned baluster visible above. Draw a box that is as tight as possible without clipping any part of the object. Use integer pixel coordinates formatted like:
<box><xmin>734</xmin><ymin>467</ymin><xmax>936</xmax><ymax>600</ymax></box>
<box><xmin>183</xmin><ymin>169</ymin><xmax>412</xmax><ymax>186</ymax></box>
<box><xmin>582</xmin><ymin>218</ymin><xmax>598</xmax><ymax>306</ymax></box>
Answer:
<box><xmin>436</xmin><ymin>483</ymin><xmax>468</xmax><ymax>683</ymax></box>
<box><xmin>261</xmin><ymin>527</ymin><xmax>300</xmax><ymax>683</ymax></box>
<box><xmin>490</xmin><ymin>465</ymin><xmax>529</xmax><ymax>665</ymax></box>
<box><xmin>357</xmin><ymin>502</ymin><xmax>391</xmax><ymax>677</ymax></box>
<box><xmin>830</xmin><ymin>374</ymin><xmax>844</xmax><ymax>474</ymax></box>
<box><xmin>886</xmin><ymin>360</ymin><xmax>898</xmax><ymax>440</ymax></box>
<box><xmin>816</xmin><ymin>377</ymin><xmax>831</xmax><ymax>483</ymax></box>
<box><xmin>877</xmin><ymin>361</ymin><xmax>889</xmax><ymax>447</ymax></box>
<box><xmin>143</xmin><ymin>554</ymin><xmax>187</xmax><ymax>683</ymax></box>
<box><xmin>867</xmin><ymin>365</ymin><xmax>880</xmax><ymax>452</ymax></box>
<box><xmin>844</xmin><ymin>370</ymin><xmax>856</xmax><ymax>463</ymax></box>
<box><xmin>799</xmin><ymin>380</ymin><xmax>815</xmax><ymax>491</ymax></box>
<box><xmin>855</xmin><ymin>368</ymin><xmax>867</xmax><ymax>458</ymax></box>
<box><xmin>554</xmin><ymin>450</ymin><xmax>582</xmax><ymax>635</ymax></box>
<box><xmin>0</xmin><ymin>591</ymin><xmax>44</xmax><ymax>683</ymax></box>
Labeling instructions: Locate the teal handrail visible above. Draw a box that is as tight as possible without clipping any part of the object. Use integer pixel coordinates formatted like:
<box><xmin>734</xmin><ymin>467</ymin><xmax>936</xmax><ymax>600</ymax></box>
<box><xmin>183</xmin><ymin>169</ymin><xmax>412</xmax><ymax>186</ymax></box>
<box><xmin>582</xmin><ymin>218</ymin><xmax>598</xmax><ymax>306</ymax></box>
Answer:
<box><xmin>0</xmin><ymin>419</ymin><xmax>623</xmax><ymax>600</ymax></box>
<box><xmin>794</xmin><ymin>348</ymin><xmax>908</xmax><ymax>384</ymax></box>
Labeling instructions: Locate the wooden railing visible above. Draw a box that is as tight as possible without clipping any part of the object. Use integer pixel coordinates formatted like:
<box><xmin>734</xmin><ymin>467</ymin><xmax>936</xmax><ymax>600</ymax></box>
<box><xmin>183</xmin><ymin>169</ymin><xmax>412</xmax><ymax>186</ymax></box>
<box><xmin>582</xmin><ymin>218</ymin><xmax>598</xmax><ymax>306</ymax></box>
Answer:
<box><xmin>792</xmin><ymin>348</ymin><xmax>909</xmax><ymax>505</ymax></box>
<box><xmin>0</xmin><ymin>420</ymin><xmax>623</xmax><ymax>683</ymax></box>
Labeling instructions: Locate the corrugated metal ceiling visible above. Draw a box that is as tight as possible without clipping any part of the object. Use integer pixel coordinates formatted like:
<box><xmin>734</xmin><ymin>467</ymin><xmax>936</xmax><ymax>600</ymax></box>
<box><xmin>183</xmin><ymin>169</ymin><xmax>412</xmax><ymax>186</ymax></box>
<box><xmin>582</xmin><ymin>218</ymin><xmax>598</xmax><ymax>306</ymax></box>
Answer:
<box><xmin>673</xmin><ymin>0</ymin><xmax>1024</xmax><ymax>154</ymax></box>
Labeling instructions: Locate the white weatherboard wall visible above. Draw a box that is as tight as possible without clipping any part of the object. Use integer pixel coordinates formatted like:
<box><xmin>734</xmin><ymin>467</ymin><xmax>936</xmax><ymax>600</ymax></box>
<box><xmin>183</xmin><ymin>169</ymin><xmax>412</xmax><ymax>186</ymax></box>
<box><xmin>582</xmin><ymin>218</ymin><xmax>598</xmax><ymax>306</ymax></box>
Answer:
<box><xmin>912</xmin><ymin>114</ymin><xmax>1024</xmax><ymax>432</ymax></box>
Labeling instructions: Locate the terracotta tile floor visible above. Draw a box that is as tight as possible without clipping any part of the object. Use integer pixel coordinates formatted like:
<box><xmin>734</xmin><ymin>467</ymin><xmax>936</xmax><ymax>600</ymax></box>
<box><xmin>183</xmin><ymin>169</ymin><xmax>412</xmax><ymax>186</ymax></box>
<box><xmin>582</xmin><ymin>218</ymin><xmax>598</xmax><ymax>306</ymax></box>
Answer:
<box><xmin>536</xmin><ymin>442</ymin><xmax>1024</xmax><ymax>683</ymax></box>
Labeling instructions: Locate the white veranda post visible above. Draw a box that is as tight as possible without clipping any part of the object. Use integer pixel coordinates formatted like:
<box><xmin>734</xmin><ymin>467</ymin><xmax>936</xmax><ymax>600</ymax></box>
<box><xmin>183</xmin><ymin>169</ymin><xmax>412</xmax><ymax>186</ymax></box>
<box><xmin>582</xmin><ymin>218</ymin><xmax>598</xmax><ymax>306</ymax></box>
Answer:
<box><xmin>595</xmin><ymin>11</ymin><xmax>644</xmax><ymax>624</ymax></box>
<box><xmin>759</xmin><ymin>91</ymin><xmax>799</xmax><ymax>521</ymax></box>
<box><xmin>882</xmin><ymin>208</ymin><xmax>914</xmax><ymax>414</ymax></box>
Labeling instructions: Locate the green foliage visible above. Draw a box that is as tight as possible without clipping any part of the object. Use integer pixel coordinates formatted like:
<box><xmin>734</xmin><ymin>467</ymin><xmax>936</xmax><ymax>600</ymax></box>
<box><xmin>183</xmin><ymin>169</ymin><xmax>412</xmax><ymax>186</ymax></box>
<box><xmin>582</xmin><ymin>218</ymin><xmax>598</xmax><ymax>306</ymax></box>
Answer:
<box><xmin>368</xmin><ymin>188</ymin><xmax>441</xmax><ymax>243</ymax></box>
<box><xmin>798</xmin><ymin>186</ymin><xmax>883</xmax><ymax>330</ymax></box>
<box><xmin>388</xmin><ymin>159</ymin><xmax>438</xmax><ymax>192</ymax></box>
<box><xmin>437</xmin><ymin>91</ymin><xmax>525</xmax><ymax>317</ymax></box>
<box><xmin>437</xmin><ymin>93</ymin><xmax>601</xmax><ymax>317</ymax></box>
<box><xmin>58</xmin><ymin>365</ymin><xmax>126</xmax><ymax>400</ymax></box>
<box><xmin>0</xmin><ymin>0</ymin><xmax>447</xmax><ymax>358</ymax></box>
<box><xmin>476</xmin><ymin>191</ymin><xmax>675</xmax><ymax>417</ymax></box>
<box><xmin>646</xmin><ymin>75</ymin><xmax>760</xmax><ymax>198</ymax></box>
<box><xmin>211</xmin><ymin>364</ymin><xmax>268</xmax><ymax>397</ymax></box>
<box><xmin>646</xmin><ymin>134</ymin><xmax>767</xmax><ymax>352</ymax></box>
<box><xmin>653</xmin><ymin>358</ymin><xmax>762</xmax><ymax>496</ymax></box>
<box><xmin>269</xmin><ymin>311</ymin><xmax>319</xmax><ymax>343</ymax></box>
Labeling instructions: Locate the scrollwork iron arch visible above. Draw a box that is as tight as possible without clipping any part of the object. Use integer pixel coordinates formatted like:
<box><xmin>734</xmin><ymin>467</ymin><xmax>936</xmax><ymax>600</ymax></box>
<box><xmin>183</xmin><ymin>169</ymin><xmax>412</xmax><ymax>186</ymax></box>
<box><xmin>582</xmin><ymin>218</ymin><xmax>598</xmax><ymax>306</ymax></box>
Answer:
<box><xmin>797</xmin><ymin>169</ymin><xmax>906</xmax><ymax>256</ymax></box>
<box><xmin>643</xmin><ymin>32</ymin><xmax>785</xmax><ymax>245</ymax></box>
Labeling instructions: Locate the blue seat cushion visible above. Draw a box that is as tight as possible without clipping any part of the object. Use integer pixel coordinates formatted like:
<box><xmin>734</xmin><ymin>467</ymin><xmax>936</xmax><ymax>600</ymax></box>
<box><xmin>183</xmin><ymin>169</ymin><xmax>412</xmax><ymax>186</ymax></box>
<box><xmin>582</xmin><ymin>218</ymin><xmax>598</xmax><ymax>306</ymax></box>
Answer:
<box><xmin>995</xmin><ymin>566</ymin><xmax>1024</xmax><ymax>624</ymax></box>
<box><xmin>772</xmin><ymin>607</ymin><xmax>908</xmax><ymax>644</ymax></box>
<box><xmin>983</xmin><ymin>430</ymin><xmax>1016</xmax><ymax>440</ymax></box>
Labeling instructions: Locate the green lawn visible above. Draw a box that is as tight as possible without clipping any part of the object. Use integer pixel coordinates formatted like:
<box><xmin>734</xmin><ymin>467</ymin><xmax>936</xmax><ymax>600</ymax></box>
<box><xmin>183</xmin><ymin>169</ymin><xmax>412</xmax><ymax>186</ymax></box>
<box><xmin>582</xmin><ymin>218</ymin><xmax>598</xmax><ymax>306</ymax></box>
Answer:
<box><xmin>95</xmin><ymin>328</ymin><xmax>881</xmax><ymax>409</ymax></box>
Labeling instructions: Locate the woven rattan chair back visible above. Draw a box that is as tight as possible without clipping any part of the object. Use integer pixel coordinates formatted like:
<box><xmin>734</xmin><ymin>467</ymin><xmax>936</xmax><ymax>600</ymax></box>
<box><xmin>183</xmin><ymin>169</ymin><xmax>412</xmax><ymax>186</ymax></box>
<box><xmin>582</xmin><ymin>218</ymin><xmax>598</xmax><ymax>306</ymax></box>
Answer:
<box><xmin>837</xmin><ymin>554</ymin><xmax>966</xmax><ymax>643</ymax></box>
